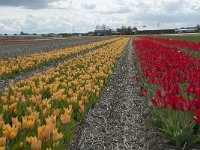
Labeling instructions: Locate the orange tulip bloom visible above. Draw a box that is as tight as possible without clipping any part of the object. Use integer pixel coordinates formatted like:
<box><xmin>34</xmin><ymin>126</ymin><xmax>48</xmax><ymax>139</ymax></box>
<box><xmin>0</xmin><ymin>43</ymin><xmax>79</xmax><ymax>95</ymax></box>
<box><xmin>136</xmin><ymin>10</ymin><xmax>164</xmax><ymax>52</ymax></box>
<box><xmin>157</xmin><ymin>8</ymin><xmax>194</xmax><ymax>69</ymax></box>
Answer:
<box><xmin>2</xmin><ymin>124</ymin><xmax>18</xmax><ymax>140</ymax></box>
<box><xmin>0</xmin><ymin>137</ymin><xmax>6</xmax><ymax>146</ymax></box>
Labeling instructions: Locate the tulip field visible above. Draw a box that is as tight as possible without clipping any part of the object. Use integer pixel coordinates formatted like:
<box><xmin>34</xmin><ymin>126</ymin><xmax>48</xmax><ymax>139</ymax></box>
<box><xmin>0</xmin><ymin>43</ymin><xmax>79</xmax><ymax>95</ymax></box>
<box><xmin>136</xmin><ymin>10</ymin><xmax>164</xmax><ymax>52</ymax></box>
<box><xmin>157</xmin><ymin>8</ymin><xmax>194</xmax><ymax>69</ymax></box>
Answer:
<box><xmin>0</xmin><ymin>37</ymin><xmax>129</xmax><ymax>149</ymax></box>
<box><xmin>0</xmin><ymin>38</ymin><xmax>117</xmax><ymax>80</ymax></box>
<box><xmin>133</xmin><ymin>36</ymin><xmax>200</xmax><ymax>148</ymax></box>
<box><xmin>2</xmin><ymin>34</ymin><xmax>200</xmax><ymax>149</ymax></box>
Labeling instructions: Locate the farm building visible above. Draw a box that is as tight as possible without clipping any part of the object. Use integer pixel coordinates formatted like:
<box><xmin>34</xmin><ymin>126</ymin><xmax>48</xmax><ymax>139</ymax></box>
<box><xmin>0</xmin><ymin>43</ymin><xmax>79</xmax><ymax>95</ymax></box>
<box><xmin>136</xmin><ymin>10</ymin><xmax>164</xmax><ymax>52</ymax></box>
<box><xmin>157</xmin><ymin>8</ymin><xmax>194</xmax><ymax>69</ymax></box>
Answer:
<box><xmin>138</xmin><ymin>27</ymin><xmax>197</xmax><ymax>34</ymax></box>
<box><xmin>94</xmin><ymin>29</ymin><xmax>112</xmax><ymax>36</ymax></box>
<box><xmin>175</xmin><ymin>27</ymin><xmax>197</xmax><ymax>33</ymax></box>
<box><xmin>138</xmin><ymin>29</ymin><xmax>176</xmax><ymax>34</ymax></box>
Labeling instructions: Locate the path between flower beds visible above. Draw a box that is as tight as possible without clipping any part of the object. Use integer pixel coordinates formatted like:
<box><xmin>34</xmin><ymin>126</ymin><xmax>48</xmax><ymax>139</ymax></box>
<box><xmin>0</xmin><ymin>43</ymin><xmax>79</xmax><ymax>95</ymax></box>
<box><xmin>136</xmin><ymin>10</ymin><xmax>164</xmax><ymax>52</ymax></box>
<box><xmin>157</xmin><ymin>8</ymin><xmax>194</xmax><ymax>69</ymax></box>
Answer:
<box><xmin>69</xmin><ymin>38</ymin><xmax>153</xmax><ymax>150</ymax></box>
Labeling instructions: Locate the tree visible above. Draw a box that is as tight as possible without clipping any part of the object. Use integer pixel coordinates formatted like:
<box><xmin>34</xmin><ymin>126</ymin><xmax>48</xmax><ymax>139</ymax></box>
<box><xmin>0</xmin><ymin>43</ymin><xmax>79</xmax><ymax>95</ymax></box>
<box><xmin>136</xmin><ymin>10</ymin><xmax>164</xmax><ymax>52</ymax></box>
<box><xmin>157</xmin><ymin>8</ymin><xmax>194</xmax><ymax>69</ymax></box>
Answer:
<box><xmin>95</xmin><ymin>25</ymin><xmax>101</xmax><ymax>30</ymax></box>
<box><xmin>133</xmin><ymin>27</ymin><xmax>138</xmax><ymax>34</ymax></box>
<box><xmin>121</xmin><ymin>26</ymin><xmax>127</xmax><ymax>35</ymax></box>
<box><xmin>117</xmin><ymin>26</ymin><xmax>133</xmax><ymax>35</ymax></box>
<box><xmin>105</xmin><ymin>25</ymin><xmax>110</xmax><ymax>30</ymax></box>
<box><xmin>126</xmin><ymin>26</ymin><xmax>132</xmax><ymax>35</ymax></box>
<box><xmin>116</xmin><ymin>28</ymin><xmax>121</xmax><ymax>33</ymax></box>
<box><xmin>102</xmin><ymin>24</ymin><xmax>106</xmax><ymax>30</ymax></box>
<box><xmin>95</xmin><ymin>24</ymin><xmax>109</xmax><ymax>30</ymax></box>
<box><xmin>20</xmin><ymin>31</ymin><xmax>24</xmax><ymax>35</ymax></box>
<box><xmin>197</xmin><ymin>25</ymin><xmax>200</xmax><ymax>32</ymax></box>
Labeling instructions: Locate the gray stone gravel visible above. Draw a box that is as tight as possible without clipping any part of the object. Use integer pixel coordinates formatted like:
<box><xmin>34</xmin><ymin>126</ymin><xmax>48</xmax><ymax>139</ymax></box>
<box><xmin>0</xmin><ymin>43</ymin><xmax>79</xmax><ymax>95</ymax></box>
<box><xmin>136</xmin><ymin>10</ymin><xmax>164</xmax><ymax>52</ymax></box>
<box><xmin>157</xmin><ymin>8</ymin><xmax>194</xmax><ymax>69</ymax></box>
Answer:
<box><xmin>68</xmin><ymin>38</ymin><xmax>154</xmax><ymax>150</ymax></box>
<box><xmin>0</xmin><ymin>37</ymin><xmax>110</xmax><ymax>59</ymax></box>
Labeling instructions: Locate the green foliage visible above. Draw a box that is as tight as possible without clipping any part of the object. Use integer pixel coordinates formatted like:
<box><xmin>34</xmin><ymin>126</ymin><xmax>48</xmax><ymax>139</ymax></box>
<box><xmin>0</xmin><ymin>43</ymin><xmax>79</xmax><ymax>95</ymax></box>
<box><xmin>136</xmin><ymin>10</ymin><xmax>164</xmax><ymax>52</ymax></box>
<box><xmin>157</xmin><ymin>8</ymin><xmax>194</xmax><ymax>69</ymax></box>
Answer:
<box><xmin>197</xmin><ymin>25</ymin><xmax>200</xmax><ymax>33</ymax></box>
<box><xmin>117</xmin><ymin>26</ymin><xmax>138</xmax><ymax>35</ymax></box>
<box><xmin>146</xmin><ymin>106</ymin><xmax>200</xmax><ymax>147</ymax></box>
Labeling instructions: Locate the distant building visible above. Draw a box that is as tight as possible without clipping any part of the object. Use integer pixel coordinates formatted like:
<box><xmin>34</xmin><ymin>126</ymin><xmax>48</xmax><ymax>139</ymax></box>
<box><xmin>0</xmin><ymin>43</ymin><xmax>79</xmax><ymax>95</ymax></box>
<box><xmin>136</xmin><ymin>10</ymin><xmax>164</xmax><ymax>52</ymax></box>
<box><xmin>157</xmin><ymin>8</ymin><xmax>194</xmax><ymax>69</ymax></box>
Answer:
<box><xmin>111</xmin><ymin>30</ymin><xmax>120</xmax><ymax>35</ymax></box>
<box><xmin>94</xmin><ymin>29</ymin><xmax>112</xmax><ymax>36</ymax></box>
<box><xmin>48</xmin><ymin>33</ymin><xmax>56</xmax><ymax>37</ymax></box>
<box><xmin>175</xmin><ymin>27</ymin><xmax>197</xmax><ymax>33</ymax></box>
<box><xmin>138</xmin><ymin>29</ymin><xmax>176</xmax><ymax>34</ymax></box>
<box><xmin>87</xmin><ymin>31</ymin><xmax>95</xmax><ymax>36</ymax></box>
<box><xmin>137</xmin><ymin>27</ymin><xmax>198</xmax><ymax>34</ymax></box>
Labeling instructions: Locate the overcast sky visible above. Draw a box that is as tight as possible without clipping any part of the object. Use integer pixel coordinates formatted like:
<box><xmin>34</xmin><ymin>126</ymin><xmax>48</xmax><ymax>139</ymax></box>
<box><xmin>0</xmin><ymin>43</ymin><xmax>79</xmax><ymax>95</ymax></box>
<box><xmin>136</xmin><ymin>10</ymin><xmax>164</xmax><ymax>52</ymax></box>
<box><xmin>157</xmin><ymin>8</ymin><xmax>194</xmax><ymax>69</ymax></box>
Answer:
<box><xmin>0</xmin><ymin>0</ymin><xmax>200</xmax><ymax>34</ymax></box>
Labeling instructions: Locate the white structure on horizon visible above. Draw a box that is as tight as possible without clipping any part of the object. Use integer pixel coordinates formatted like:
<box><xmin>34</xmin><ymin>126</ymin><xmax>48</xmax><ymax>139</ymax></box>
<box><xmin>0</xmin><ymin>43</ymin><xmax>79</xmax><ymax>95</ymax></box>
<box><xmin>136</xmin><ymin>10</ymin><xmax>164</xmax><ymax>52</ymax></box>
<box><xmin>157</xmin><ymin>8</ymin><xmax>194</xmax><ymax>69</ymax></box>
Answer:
<box><xmin>175</xmin><ymin>27</ymin><xmax>197</xmax><ymax>33</ymax></box>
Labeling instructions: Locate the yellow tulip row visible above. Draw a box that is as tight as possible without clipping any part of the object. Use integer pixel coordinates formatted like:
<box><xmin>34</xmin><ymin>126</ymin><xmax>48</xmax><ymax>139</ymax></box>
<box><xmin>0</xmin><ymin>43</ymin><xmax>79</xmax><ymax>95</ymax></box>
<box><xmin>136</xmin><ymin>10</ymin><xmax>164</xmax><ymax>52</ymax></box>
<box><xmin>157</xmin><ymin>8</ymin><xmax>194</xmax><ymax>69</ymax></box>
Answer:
<box><xmin>0</xmin><ymin>38</ymin><xmax>118</xmax><ymax>79</ymax></box>
<box><xmin>0</xmin><ymin>37</ymin><xmax>129</xmax><ymax>150</ymax></box>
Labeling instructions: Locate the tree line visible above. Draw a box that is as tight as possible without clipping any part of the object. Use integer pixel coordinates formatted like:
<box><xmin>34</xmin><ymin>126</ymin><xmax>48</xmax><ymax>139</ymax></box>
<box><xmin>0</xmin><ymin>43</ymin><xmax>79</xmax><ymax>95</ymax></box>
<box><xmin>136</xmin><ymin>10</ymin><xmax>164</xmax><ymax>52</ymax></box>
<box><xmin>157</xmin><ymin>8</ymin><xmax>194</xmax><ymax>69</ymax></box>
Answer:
<box><xmin>116</xmin><ymin>26</ymin><xmax>138</xmax><ymax>35</ymax></box>
<box><xmin>197</xmin><ymin>25</ymin><xmax>200</xmax><ymax>32</ymax></box>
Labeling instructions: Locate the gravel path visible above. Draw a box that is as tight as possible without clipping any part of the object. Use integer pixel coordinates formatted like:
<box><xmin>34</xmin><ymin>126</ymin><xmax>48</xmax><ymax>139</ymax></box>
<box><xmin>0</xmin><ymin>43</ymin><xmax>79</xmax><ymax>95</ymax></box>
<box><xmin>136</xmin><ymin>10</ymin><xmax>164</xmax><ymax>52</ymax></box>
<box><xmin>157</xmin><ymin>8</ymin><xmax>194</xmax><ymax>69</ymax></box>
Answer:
<box><xmin>0</xmin><ymin>37</ymin><xmax>110</xmax><ymax>59</ymax></box>
<box><xmin>68</xmin><ymin>38</ymin><xmax>151</xmax><ymax>150</ymax></box>
<box><xmin>0</xmin><ymin>40</ymin><xmax>114</xmax><ymax>92</ymax></box>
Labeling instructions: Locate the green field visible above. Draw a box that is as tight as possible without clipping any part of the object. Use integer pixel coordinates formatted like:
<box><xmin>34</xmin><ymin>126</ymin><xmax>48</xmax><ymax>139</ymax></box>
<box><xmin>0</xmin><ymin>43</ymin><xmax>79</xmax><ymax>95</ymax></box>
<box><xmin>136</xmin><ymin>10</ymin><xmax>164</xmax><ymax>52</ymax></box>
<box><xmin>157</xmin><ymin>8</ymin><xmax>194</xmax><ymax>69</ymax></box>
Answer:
<box><xmin>150</xmin><ymin>34</ymin><xmax>200</xmax><ymax>42</ymax></box>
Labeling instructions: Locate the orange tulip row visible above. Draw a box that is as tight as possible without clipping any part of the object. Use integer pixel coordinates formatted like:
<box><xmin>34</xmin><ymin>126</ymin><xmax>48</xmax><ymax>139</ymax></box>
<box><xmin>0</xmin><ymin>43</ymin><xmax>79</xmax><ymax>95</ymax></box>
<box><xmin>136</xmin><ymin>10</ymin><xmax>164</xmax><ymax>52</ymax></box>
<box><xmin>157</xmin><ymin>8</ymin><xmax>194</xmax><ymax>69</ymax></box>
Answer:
<box><xmin>0</xmin><ymin>37</ymin><xmax>129</xmax><ymax>150</ymax></box>
<box><xmin>0</xmin><ymin>38</ymin><xmax>118</xmax><ymax>79</ymax></box>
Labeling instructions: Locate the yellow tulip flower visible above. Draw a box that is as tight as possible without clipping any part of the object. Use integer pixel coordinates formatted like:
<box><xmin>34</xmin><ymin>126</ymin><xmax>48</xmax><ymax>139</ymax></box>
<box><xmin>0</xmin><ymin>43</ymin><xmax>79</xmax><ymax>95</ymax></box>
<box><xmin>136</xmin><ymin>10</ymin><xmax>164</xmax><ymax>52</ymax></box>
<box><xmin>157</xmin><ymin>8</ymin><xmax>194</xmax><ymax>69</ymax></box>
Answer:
<box><xmin>2</xmin><ymin>124</ymin><xmax>18</xmax><ymax>140</ymax></box>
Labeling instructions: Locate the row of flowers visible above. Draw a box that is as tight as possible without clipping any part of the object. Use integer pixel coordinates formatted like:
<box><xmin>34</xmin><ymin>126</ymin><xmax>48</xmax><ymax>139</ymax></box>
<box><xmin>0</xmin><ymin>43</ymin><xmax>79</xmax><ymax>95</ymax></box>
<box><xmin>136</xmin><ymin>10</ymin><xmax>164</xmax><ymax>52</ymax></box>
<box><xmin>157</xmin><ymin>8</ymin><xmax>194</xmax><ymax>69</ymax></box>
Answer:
<box><xmin>133</xmin><ymin>38</ymin><xmax>200</xmax><ymax>147</ymax></box>
<box><xmin>139</xmin><ymin>36</ymin><xmax>200</xmax><ymax>52</ymax></box>
<box><xmin>0</xmin><ymin>37</ymin><xmax>129</xmax><ymax>149</ymax></box>
<box><xmin>0</xmin><ymin>38</ymin><xmax>118</xmax><ymax>80</ymax></box>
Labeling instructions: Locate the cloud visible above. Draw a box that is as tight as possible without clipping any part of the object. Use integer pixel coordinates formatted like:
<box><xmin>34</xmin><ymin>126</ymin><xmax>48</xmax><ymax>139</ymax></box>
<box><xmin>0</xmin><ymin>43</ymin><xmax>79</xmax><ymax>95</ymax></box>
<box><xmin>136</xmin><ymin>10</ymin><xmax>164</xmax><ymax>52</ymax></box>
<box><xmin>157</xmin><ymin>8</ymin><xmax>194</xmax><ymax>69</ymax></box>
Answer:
<box><xmin>95</xmin><ymin>6</ymin><xmax>131</xmax><ymax>15</ymax></box>
<box><xmin>128</xmin><ymin>9</ymin><xmax>200</xmax><ymax>23</ymax></box>
<box><xmin>0</xmin><ymin>0</ymin><xmax>200</xmax><ymax>34</ymax></box>
<box><xmin>0</xmin><ymin>0</ymin><xmax>57</xmax><ymax>9</ymax></box>
<box><xmin>0</xmin><ymin>22</ymin><xmax>17</xmax><ymax>34</ymax></box>
<box><xmin>127</xmin><ymin>10</ymin><xmax>200</xmax><ymax>30</ymax></box>
<box><xmin>82</xmin><ymin>3</ymin><xmax>96</xmax><ymax>10</ymax></box>
<box><xmin>113</xmin><ymin>7</ymin><xmax>131</xmax><ymax>14</ymax></box>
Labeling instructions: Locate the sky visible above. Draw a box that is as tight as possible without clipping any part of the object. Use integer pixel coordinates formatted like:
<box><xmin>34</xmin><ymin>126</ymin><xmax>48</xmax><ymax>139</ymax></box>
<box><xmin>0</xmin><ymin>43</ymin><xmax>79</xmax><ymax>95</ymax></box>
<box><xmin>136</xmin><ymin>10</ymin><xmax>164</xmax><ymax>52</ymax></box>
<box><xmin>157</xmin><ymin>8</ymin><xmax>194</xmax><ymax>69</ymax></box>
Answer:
<box><xmin>0</xmin><ymin>0</ymin><xmax>200</xmax><ymax>34</ymax></box>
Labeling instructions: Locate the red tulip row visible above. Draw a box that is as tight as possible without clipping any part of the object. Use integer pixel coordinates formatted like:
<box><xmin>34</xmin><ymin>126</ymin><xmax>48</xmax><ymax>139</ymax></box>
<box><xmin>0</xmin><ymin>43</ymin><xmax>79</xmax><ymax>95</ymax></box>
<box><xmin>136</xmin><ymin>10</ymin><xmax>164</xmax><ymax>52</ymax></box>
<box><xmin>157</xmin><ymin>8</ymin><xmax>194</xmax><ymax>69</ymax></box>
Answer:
<box><xmin>139</xmin><ymin>36</ymin><xmax>200</xmax><ymax>52</ymax></box>
<box><xmin>133</xmin><ymin>38</ymin><xmax>200</xmax><ymax>124</ymax></box>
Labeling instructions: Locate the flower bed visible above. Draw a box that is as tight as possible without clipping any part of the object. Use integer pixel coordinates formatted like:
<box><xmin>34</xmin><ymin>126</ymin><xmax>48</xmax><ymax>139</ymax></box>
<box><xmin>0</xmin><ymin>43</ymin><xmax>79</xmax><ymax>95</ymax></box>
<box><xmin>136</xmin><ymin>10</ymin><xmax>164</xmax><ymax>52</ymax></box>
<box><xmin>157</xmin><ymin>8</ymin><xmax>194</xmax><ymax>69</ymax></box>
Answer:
<box><xmin>133</xmin><ymin>38</ymin><xmax>200</xmax><ymax>148</ymax></box>
<box><xmin>0</xmin><ymin>38</ymin><xmax>129</xmax><ymax>149</ymax></box>
<box><xmin>0</xmin><ymin>38</ymin><xmax>118</xmax><ymax>79</ymax></box>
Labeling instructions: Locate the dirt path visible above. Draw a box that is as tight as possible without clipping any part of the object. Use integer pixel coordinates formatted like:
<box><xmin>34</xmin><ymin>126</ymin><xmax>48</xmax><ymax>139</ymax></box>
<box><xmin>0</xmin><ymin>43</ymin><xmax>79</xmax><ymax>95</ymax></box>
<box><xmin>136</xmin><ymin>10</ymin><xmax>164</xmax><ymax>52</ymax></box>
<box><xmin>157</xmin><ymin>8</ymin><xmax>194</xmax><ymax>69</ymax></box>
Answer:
<box><xmin>69</xmin><ymin>38</ymin><xmax>150</xmax><ymax>150</ymax></box>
